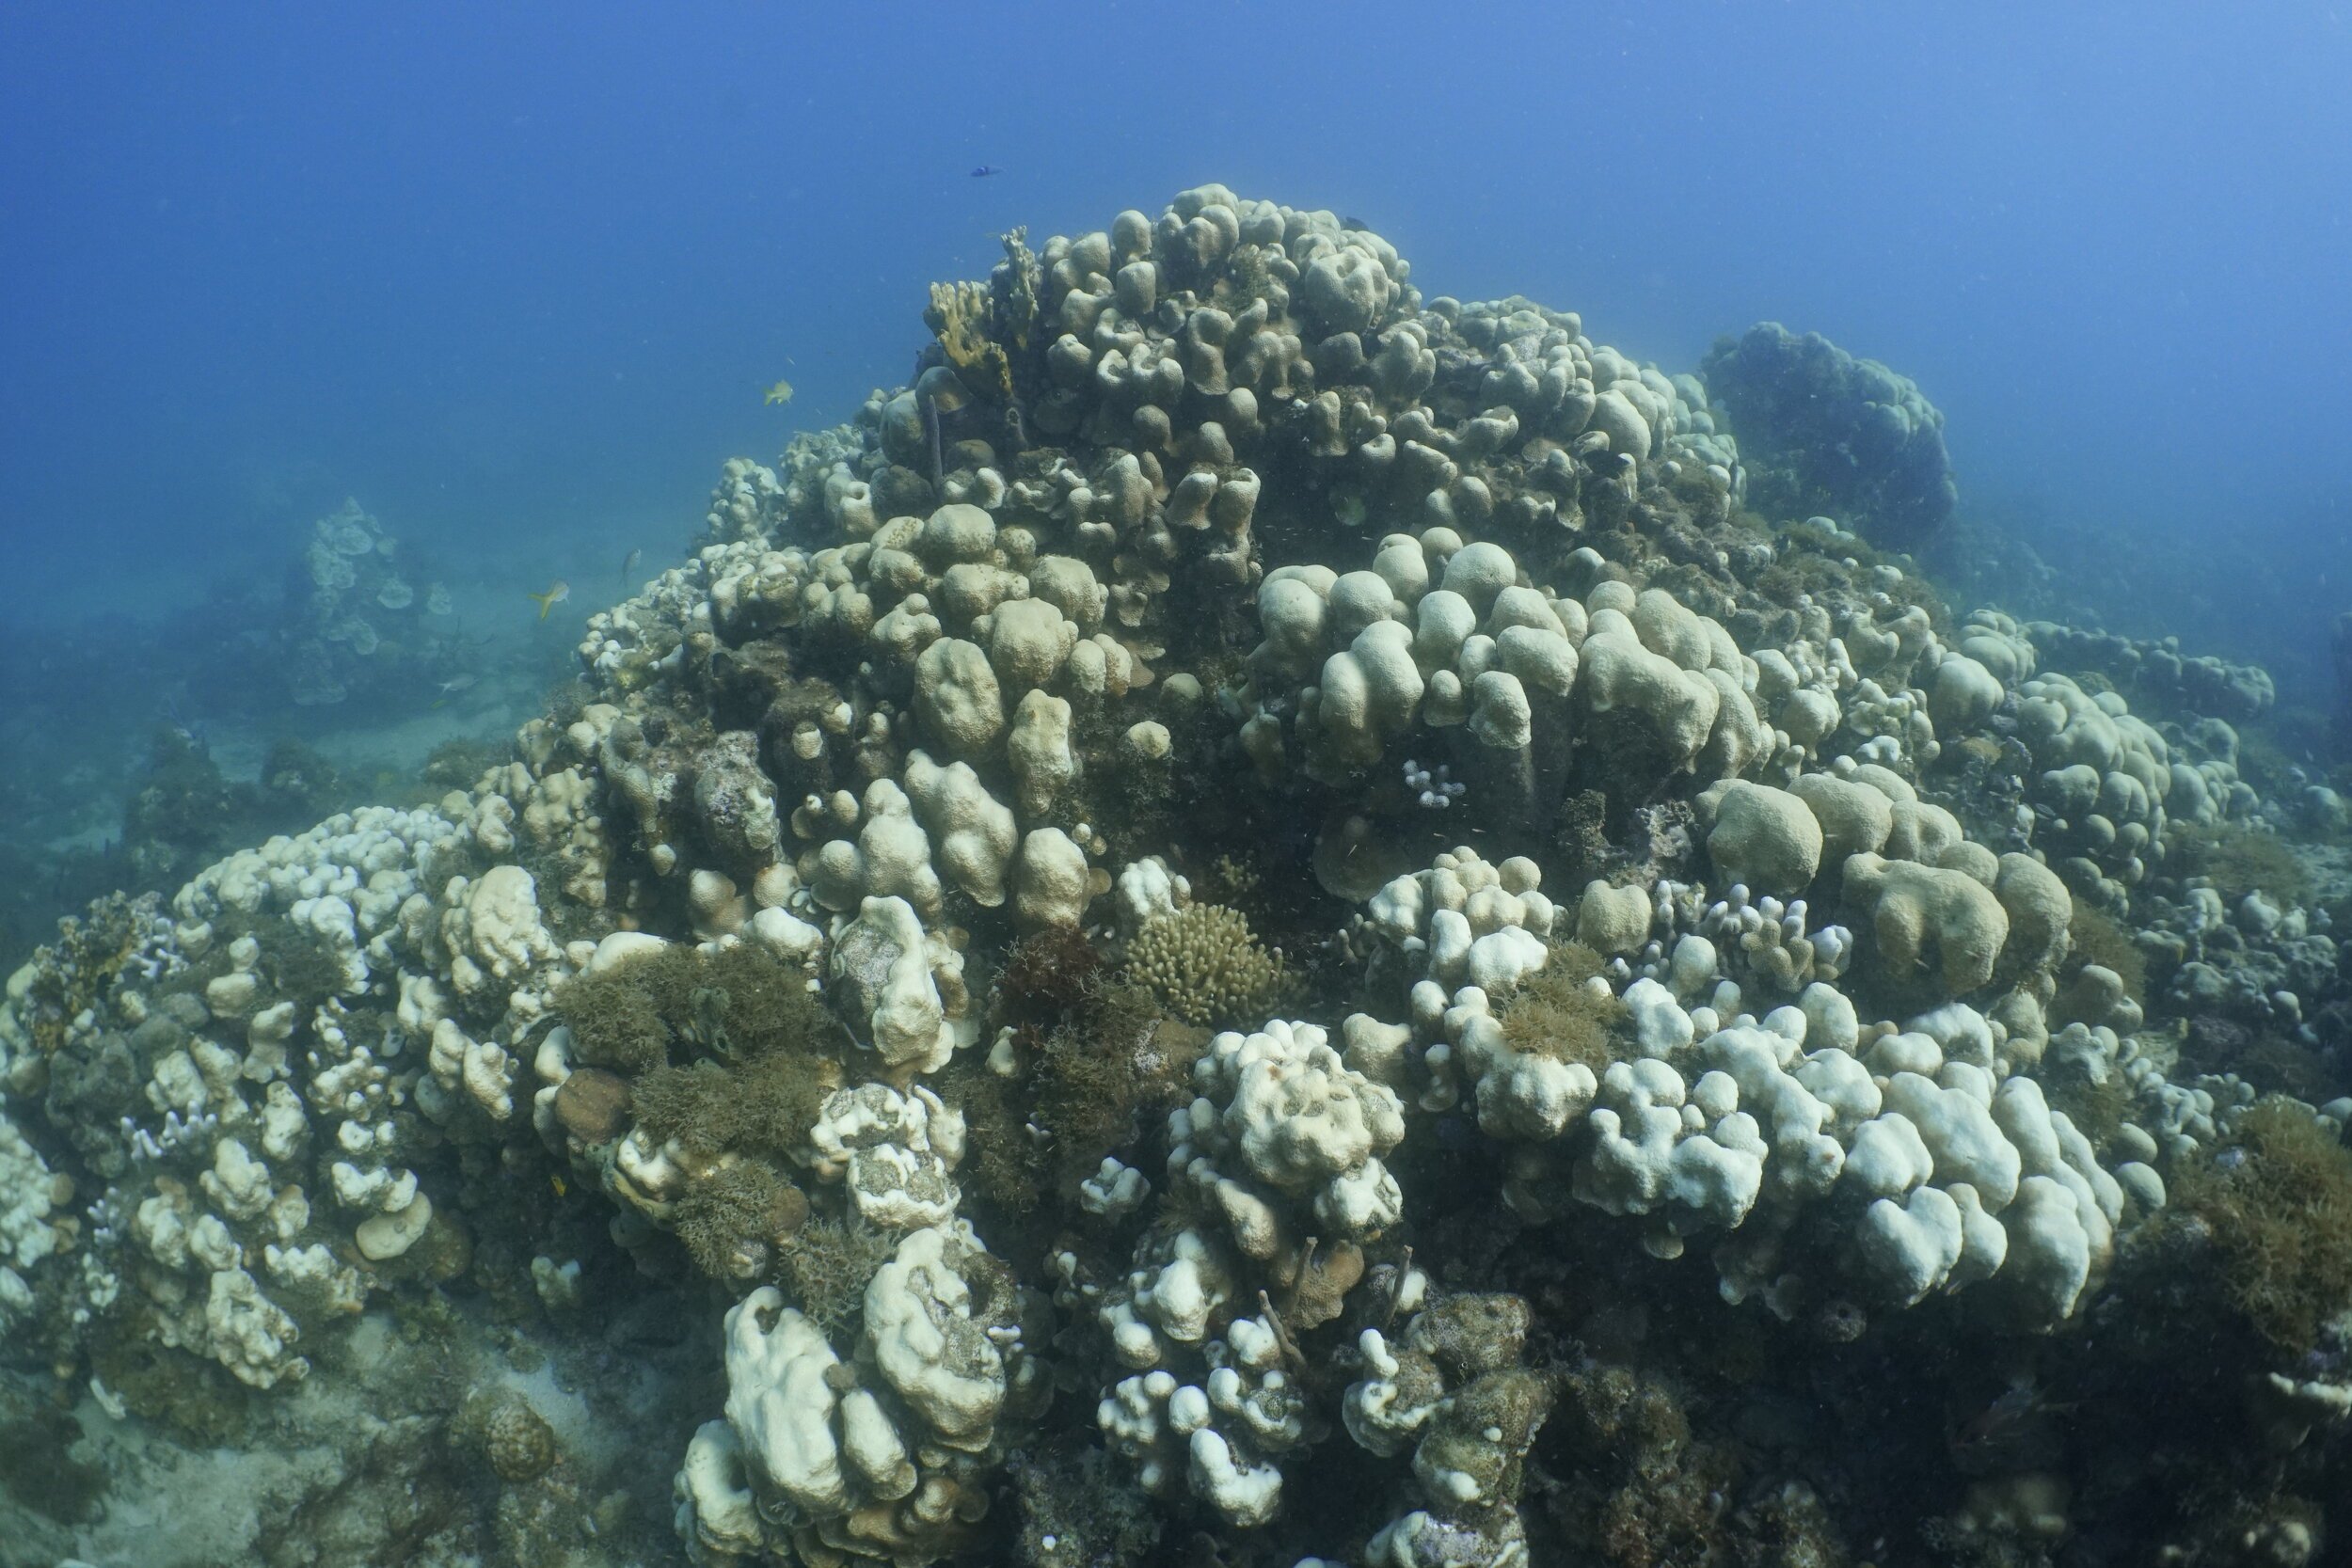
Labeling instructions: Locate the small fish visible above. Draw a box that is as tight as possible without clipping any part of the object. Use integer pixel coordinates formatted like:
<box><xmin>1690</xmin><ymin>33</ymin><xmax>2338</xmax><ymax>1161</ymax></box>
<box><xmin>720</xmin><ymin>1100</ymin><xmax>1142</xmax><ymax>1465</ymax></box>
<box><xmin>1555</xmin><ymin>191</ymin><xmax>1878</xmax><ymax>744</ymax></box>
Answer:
<box><xmin>550</xmin><ymin>1174</ymin><xmax>567</xmax><ymax>1198</ymax></box>
<box><xmin>620</xmin><ymin>546</ymin><xmax>643</xmax><ymax>585</ymax></box>
<box><xmin>528</xmin><ymin>579</ymin><xmax>571</xmax><ymax>620</ymax></box>
<box><xmin>970</xmin><ymin>165</ymin><xmax>1002</xmax><ymax>179</ymax></box>
<box><xmin>764</xmin><ymin>378</ymin><xmax>795</xmax><ymax>405</ymax></box>
<box><xmin>437</xmin><ymin>673</ymin><xmax>477</xmax><ymax>696</ymax></box>
<box><xmin>1341</xmin><ymin>214</ymin><xmax>1371</xmax><ymax>230</ymax></box>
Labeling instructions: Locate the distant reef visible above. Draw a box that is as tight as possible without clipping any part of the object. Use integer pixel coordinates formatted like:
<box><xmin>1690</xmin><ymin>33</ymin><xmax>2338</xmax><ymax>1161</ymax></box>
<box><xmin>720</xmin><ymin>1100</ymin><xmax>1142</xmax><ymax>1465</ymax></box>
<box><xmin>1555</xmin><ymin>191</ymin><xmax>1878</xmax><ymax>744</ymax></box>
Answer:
<box><xmin>1704</xmin><ymin>319</ymin><xmax>1959</xmax><ymax>547</ymax></box>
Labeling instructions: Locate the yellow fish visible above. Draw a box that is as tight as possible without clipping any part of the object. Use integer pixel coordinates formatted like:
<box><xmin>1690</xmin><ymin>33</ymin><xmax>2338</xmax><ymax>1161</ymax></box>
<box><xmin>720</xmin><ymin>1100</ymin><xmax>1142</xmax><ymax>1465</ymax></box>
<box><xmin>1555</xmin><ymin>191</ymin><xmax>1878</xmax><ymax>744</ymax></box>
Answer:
<box><xmin>528</xmin><ymin>579</ymin><xmax>571</xmax><ymax>619</ymax></box>
<box><xmin>763</xmin><ymin>378</ymin><xmax>795</xmax><ymax>405</ymax></box>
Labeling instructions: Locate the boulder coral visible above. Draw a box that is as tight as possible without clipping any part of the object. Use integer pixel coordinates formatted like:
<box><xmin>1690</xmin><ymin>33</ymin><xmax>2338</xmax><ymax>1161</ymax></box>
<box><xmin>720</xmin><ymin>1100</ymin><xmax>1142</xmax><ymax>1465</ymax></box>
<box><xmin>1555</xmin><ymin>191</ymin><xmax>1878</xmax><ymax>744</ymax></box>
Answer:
<box><xmin>0</xmin><ymin>184</ymin><xmax>2344</xmax><ymax>1568</ymax></box>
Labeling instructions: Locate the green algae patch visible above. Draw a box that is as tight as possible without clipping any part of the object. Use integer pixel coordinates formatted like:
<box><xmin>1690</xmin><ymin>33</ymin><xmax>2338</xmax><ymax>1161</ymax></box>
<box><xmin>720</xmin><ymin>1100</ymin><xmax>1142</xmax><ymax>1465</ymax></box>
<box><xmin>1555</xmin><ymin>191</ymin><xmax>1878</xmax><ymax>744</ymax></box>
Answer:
<box><xmin>2167</xmin><ymin>820</ymin><xmax>2312</xmax><ymax>909</ymax></box>
<box><xmin>1500</xmin><ymin>942</ymin><xmax>1631</xmax><ymax>1073</ymax></box>
<box><xmin>2173</xmin><ymin>1099</ymin><xmax>2352</xmax><ymax>1353</ymax></box>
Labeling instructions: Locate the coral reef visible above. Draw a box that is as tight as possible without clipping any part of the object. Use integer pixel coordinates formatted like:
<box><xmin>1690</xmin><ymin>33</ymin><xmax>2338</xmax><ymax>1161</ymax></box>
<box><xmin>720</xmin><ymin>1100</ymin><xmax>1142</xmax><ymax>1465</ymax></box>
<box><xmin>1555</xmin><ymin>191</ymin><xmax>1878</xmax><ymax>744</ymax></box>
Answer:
<box><xmin>1701</xmin><ymin>321</ymin><xmax>1958</xmax><ymax>546</ymax></box>
<box><xmin>4</xmin><ymin>184</ymin><xmax>2349</xmax><ymax>1568</ymax></box>
<box><xmin>279</xmin><ymin>499</ymin><xmax>468</xmax><ymax>709</ymax></box>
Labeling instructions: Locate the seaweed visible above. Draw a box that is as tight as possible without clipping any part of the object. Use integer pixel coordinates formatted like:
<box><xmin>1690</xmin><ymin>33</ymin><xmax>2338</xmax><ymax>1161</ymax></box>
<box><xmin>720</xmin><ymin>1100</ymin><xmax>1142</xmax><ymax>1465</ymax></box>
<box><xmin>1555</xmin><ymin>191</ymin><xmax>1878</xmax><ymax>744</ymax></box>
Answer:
<box><xmin>416</xmin><ymin>735</ymin><xmax>515</xmax><ymax>796</ymax></box>
<box><xmin>2167</xmin><ymin>819</ymin><xmax>2312</xmax><ymax>909</ymax></box>
<box><xmin>693</xmin><ymin>942</ymin><xmax>838</xmax><ymax>1061</ymax></box>
<box><xmin>995</xmin><ymin>923</ymin><xmax>1104</xmax><ymax>1023</ymax></box>
<box><xmin>2046</xmin><ymin>1061</ymin><xmax>2138</xmax><ymax>1155</ymax></box>
<box><xmin>554</xmin><ymin>957</ymin><xmax>677</xmax><ymax>1074</ymax></box>
<box><xmin>1500</xmin><ymin>942</ymin><xmax>1631</xmax><ymax>1072</ymax></box>
<box><xmin>673</xmin><ymin>1159</ymin><xmax>808</xmax><ymax>1281</ymax></box>
<box><xmin>2063</xmin><ymin>895</ymin><xmax>2149</xmax><ymax>1006</ymax></box>
<box><xmin>554</xmin><ymin>940</ymin><xmax>836</xmax><ymax>1078</ymax></box>
<box><xmin>1034</xmin><ymin>981</ymin><xmax>1205</xmax><ymax>1201</ymax></box>
<box><xmin>89</xmin><ymin>1327</ymin><xmax>251</xmax><ymax>1446</ymax></box>
<box><xmin>775</xmin><ymin>1215</ymin><xmax>899</xmax><ymax>1338</ymax></box>
<box><xmin>941</xmin><ymin>1052</ymin><xmax>1041</xmax><ymax>1217</ymax></box>
<box><xmin>560</xmin><ymin>942</ymin><xmax>839</xmax><ymax>1171</ymax></box>
<box><xmin>2171</xmin><ymin>1099</ymin><xmax>2352</xmax><ymax>1353</ymax></box>
<box><xmin>262</xmin><ymin>920</ymin><xmax>356</xmax><ymax>1005</ymax></box>
<box><xmin>0</xmin><ymin>1407</ymin><xmax>106</xmax><ymax>1523</ymax></box>
<box><xmin>630</xmin><ymin>1051</ymin><xmax>832</xmax><ymax>1163</ymax></box>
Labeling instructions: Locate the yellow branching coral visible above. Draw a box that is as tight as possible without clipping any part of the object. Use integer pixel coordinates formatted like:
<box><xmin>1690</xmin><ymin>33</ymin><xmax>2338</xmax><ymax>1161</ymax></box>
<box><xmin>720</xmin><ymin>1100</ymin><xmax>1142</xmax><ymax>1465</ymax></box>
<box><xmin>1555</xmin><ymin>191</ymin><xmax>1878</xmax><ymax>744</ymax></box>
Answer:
<box><xmin>1125</xmin><ymin>903</ymin><xmax>1289</xmax><ymax>1026</ymax></box>
<box><xmin>995</xmin><ymin>226</ymin><xmax>1040</xmax><ymax>350</ymax></box>
<box><xmin>926</xmin><ymin>280</ymin><xmax>990</xmax><ymax>365</ymax></box>
<box><xmin>925</xmin><ymin>279</ymin><xmax>1014</xmax><ymax>403</ymax></box>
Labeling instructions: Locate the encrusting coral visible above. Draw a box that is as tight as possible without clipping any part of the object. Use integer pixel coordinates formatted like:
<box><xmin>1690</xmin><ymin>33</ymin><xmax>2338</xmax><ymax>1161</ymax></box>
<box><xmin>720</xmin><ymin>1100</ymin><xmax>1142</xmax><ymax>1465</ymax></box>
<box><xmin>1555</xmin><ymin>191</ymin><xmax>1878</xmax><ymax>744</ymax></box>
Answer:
<box><xmin>2</xmin><ymin>183</ymin><xmax>2349</xmax><ymax>1567</ymax></box>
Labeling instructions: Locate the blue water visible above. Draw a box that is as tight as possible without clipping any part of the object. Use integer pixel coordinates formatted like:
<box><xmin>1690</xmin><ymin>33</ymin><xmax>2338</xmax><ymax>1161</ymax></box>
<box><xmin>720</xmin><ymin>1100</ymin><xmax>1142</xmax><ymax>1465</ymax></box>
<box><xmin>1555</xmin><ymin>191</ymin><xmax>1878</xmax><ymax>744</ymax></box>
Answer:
<box><xmin>4</xmin><ymin>2</ymin><xmax>2349</xmax><ymax>687</ymax></box>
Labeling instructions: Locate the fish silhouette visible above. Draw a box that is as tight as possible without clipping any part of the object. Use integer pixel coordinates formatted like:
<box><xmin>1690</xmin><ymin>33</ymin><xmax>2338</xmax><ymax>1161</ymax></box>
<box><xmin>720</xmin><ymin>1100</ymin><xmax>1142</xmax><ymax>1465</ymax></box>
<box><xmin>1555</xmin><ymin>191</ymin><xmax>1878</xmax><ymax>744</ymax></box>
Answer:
<box><xmin>970</xmin><ymin>166</ymin><xmax>1002</xmax><ymax>179</ymax></box>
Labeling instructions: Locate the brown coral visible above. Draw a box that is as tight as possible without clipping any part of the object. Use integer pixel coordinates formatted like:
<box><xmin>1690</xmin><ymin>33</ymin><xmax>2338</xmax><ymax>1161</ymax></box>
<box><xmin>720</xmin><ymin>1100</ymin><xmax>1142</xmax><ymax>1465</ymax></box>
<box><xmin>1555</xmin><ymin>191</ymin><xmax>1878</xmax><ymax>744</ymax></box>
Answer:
<box><xmin>1124</xmin><ymin>903</ymin><xmax>1288</xmax><ymax>1027</ymax></box>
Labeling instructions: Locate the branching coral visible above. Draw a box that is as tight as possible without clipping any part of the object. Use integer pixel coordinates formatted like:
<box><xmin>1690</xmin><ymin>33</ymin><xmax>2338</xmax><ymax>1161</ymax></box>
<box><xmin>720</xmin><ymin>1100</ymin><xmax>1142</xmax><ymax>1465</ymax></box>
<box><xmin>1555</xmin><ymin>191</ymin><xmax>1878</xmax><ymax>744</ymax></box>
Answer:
<box><xmin>1124</xmin><ymin>903</ymin><xmax>1290</xmax><ymax>1027</ymax></box>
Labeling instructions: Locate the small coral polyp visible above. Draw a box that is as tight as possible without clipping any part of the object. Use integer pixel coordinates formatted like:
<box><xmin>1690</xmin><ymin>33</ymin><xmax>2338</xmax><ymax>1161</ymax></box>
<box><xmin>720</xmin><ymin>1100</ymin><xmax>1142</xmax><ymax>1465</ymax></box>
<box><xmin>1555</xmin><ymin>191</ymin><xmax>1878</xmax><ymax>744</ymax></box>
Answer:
<box><xmin>3</xmin><ymin>184</ymin><xmax>2348</xmax><ymax>1566</ymax></box>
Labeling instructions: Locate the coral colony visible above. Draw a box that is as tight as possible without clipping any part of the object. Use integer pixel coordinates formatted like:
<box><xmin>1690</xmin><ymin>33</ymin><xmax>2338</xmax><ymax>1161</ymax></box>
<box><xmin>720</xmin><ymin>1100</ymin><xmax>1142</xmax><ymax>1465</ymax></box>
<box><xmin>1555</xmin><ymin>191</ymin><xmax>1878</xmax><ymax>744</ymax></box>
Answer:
<box><xmin>4</xmin><ymin>188</ymin><xmax>2348</xmax><ymax>1566</ymax></box>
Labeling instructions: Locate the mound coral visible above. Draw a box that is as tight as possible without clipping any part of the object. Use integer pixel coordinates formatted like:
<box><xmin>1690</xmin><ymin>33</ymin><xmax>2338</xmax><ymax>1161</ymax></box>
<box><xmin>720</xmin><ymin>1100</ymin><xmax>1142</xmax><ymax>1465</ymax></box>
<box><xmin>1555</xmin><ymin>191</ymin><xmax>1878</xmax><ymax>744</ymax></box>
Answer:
<box><xmin>4</xmin><ymin>183</ymin><xmax>2349</xmax><ymax>1568</ymax></box>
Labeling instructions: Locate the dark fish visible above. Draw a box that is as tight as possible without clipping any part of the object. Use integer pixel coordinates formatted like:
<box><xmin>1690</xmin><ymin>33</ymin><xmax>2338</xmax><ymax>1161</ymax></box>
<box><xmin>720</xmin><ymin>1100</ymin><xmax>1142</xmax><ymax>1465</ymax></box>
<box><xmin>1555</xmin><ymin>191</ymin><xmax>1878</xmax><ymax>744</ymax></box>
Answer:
<box><xmin>970</xmin><ymin>166</ymin><xmax>1002</xmax><ymax>179</ymax></box>
<box><xmin>1342</xmin><ymin>214</ymin><xmax>1371</xmax><ymax>230</ymax></box>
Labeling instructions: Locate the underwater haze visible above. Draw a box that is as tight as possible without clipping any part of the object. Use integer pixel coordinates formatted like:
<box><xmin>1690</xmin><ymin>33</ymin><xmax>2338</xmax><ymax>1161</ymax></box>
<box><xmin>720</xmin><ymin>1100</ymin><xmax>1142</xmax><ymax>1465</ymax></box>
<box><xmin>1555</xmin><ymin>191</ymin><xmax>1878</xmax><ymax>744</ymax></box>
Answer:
<box><xmin>8</xmin><ymin>5</ymin><xmax>2352</xmax><ymax>1567</ymax></box>
<box><xmin>6</xmin><ymin>3</ymin><xmax>2352</xmax><ymax>650</ymax></box>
